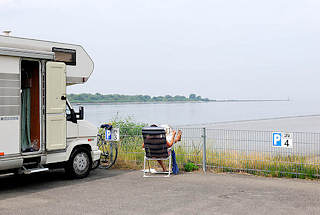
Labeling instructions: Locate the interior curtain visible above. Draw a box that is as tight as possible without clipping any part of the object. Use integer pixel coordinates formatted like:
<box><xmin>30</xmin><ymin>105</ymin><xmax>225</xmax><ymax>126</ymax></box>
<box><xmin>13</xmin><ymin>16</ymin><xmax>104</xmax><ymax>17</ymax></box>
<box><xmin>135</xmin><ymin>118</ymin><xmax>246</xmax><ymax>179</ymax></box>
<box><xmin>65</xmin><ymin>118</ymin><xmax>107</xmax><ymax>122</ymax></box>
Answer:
<box><xmin>21</xmin><ymin>88</ymin><xmax>31</xmax><ymax>151</ymax></box>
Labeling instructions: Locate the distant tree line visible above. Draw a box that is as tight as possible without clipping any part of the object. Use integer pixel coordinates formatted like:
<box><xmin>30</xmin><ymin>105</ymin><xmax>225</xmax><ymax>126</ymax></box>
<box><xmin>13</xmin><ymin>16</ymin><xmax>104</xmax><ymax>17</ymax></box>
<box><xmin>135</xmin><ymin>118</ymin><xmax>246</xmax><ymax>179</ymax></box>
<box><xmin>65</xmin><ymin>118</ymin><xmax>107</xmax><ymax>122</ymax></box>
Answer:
<box><xmin>67</xmin><ymin>93</ymin><xmax>210</xmax><ymax>103</ymax></box>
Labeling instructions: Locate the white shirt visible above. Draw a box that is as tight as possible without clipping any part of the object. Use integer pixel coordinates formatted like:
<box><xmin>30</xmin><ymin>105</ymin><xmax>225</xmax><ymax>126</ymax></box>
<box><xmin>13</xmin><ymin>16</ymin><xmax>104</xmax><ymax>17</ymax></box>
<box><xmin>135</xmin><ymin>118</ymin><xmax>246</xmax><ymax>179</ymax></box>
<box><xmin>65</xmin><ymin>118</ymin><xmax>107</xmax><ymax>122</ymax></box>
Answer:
<box><xmin>166</xmin><ymin>133</ymin><xmax>173</xmax><ymax>144</ymax></box>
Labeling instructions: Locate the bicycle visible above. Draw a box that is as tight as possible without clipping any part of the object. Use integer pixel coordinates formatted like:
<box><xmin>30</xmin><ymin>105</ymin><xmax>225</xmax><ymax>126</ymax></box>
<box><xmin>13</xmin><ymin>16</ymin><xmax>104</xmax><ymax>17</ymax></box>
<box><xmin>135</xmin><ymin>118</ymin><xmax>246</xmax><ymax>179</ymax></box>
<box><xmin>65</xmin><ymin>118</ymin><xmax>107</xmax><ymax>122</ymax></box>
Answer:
<box><xmin>97</xmin><ymin>124</ymin><xmax>119</xmax><ymax>169</ymax></box>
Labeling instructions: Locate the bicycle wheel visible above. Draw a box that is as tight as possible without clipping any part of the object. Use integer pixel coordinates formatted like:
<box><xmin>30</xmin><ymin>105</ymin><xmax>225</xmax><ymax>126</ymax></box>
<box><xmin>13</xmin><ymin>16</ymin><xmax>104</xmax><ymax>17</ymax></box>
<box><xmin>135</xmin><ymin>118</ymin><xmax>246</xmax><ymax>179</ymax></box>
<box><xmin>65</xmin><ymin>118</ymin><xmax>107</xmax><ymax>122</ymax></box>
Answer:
<box><xmin>99</xmin><ymin>141</ymin><xmax>118</xmax><ymax>169</ymax></box>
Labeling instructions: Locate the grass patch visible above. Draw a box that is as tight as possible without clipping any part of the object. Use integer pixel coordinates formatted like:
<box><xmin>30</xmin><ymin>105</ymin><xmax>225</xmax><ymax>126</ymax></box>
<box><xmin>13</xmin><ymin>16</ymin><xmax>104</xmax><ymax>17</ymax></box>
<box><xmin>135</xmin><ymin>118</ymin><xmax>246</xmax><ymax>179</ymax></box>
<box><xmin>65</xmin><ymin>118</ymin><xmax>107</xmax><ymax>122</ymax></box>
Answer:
<box><xmin>184</xmin><ymin>161</ymin><xmax>199</xmax><ymax>172</ymax></box>
<box><xmin>116</xmin><ymin>140</ymin><xmax>320</xmax><ymax>179</ymax></box>
<box><xmin>205</xmin><ymin>150</ymin><xmax>320</xmax><ymax>179</ymax></box>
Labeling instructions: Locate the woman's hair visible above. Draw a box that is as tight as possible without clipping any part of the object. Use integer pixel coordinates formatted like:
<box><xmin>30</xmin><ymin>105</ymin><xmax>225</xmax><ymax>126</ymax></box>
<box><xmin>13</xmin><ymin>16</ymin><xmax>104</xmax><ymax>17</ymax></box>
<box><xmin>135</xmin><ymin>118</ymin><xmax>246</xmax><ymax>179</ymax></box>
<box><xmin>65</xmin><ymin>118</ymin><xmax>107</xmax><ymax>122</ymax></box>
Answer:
<box><xmin>150</xmin><ymin>124</ymin><xmax>158</xmax><ymax>127</ymax></box>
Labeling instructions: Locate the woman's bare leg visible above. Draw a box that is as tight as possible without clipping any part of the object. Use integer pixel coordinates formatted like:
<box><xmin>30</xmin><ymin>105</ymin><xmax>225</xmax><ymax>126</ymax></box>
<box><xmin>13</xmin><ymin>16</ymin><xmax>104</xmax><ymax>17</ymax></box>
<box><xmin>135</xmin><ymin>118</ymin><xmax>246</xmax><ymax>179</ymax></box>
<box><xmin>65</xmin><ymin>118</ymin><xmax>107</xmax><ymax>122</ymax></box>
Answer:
<box><xmin>157</xmin><ymin>160</ymin><xmax>167</xmax><ymax>172</ymax></box>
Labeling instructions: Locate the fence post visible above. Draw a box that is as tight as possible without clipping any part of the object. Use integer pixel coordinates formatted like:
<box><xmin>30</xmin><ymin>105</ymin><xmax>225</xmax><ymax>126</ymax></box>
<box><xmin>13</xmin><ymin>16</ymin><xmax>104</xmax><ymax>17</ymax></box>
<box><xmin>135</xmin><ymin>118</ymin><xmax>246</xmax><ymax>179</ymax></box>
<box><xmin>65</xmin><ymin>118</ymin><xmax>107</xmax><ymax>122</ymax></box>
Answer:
<box><xmin>202</xmin><ymin>127</ymin><xmax>206</xmax><ymax>173</ymax></box>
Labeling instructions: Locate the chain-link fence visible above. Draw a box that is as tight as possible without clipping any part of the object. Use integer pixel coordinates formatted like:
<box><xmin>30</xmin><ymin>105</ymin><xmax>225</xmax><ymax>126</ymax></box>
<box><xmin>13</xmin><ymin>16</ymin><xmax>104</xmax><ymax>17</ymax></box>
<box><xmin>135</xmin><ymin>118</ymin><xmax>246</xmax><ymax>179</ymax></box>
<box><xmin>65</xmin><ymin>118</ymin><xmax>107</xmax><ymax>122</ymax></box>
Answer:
<box><xmin>115</xmin><ymin>127</ymin><xmax>320</xmax><ymax>178</ymax></box>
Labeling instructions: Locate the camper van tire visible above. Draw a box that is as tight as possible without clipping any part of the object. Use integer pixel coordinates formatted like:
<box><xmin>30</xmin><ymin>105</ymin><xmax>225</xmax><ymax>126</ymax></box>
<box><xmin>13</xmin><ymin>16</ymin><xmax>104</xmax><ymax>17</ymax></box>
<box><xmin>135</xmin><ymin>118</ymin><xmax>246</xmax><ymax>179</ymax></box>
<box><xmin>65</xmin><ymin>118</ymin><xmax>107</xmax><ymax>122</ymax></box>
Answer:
<box><xmin>91</xmin><ymin>160</ymin><xmax>100</xmax><ymax>169</ymax></box>
<box><xmin>65</xmin><ymin>147</ymin><xmax>92</xmax><ymax>179</ymax></box>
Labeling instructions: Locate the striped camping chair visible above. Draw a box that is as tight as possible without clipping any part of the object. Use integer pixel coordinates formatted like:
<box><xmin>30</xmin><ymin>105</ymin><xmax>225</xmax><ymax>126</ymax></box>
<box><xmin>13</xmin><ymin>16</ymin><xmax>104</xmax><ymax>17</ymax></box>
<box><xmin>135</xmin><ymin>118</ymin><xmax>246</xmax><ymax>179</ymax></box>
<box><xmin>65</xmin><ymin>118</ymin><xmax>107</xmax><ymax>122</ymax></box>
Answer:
<box><xmin>142</xmin><ymin>127</ymin><xmax>171</xmax><ymax>177</ymax></box>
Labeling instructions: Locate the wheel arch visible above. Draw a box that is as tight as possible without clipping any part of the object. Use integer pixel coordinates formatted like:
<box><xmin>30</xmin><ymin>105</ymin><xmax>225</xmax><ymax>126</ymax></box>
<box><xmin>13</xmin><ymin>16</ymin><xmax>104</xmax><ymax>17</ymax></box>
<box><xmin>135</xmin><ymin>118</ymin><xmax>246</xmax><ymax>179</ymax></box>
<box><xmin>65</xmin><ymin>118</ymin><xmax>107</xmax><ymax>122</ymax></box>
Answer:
<box><xmin>66</xmin><ymin>139</ymin><xmax>93</xmax><ymax>162</ymax></box>
<box><xmin>70</xmin><ymin>145</ymin><xmax>92</xmax><ymax>161</ymax></box>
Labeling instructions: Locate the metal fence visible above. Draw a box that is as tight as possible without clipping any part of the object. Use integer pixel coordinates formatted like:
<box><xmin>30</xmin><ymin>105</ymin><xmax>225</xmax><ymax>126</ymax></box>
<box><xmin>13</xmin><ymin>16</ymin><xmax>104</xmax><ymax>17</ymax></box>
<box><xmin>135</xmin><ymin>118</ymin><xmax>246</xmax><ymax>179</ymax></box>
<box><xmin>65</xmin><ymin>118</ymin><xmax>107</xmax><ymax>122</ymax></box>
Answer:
<box><xmin>117</xmin><ymin>127</ymin><xmax>320</xmax><ymax>178</ymax></box>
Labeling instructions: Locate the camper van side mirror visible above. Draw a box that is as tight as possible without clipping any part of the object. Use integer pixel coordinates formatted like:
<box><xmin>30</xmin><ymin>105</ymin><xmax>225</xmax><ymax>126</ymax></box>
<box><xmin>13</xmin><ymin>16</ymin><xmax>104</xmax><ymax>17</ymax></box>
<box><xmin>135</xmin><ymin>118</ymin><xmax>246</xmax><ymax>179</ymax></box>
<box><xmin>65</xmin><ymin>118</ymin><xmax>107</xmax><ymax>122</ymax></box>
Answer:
<box><xmin>67</xmin><ymin>109</ymin><xmax>77</xmax><ymax>123</ymax></box>
<box><xmin>76</xmin><ymin>106</ymin><xmax>84</xmax><ymax>120</ymax></box>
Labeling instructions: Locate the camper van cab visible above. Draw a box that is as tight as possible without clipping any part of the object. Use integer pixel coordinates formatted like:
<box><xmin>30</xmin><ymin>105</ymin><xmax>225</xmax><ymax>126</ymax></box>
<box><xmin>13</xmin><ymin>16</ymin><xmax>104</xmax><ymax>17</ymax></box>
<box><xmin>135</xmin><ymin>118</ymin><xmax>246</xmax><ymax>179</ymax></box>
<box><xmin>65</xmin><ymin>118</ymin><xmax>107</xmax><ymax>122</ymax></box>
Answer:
<box><xmin>0</xmin><ymin>35</ymin><xmax>100</xmax><ymax>178</ymax></box>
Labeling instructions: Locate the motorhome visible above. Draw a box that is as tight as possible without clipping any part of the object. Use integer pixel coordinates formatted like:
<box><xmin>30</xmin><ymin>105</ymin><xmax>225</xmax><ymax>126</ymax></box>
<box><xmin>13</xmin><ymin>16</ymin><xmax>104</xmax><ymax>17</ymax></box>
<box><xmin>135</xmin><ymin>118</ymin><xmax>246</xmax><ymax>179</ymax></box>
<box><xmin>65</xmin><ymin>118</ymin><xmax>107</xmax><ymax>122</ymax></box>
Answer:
<box><xmin>0</xmin><ymin>35</ymin><xmax>100</xmax><ymax>178</ymax></box>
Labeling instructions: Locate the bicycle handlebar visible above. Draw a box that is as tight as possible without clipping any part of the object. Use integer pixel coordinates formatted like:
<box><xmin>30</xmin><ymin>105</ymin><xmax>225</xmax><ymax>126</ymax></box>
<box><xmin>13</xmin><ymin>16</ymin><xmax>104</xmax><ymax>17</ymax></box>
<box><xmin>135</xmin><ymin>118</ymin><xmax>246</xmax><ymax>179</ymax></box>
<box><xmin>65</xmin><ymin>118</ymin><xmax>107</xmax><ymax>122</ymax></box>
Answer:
<box><xmin>100</xmin><ymin>124</ymin><xmax>112</xmax><ymax>130</ymax></box>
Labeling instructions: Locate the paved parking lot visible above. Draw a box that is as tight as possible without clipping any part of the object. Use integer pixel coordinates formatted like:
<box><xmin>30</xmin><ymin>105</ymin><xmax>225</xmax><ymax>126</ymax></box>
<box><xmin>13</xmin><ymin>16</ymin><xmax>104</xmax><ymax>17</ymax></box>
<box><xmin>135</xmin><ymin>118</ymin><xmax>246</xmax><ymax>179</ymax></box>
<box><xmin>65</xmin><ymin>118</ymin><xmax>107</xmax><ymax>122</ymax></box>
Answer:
<box><xmin>0</xmin><ymin>169</ymin><xmax>320</xmax><ymax>215</ymax></box>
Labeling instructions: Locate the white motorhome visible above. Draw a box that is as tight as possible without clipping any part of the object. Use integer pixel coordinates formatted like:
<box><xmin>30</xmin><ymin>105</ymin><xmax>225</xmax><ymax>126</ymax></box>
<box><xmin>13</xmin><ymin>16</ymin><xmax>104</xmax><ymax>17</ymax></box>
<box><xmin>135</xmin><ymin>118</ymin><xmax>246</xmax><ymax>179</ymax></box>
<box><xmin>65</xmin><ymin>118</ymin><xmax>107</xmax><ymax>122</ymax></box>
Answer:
<box><xmin>0</xmin><ymin>35</ymin><xmax>100</xmax><ymax>178</ymax></box>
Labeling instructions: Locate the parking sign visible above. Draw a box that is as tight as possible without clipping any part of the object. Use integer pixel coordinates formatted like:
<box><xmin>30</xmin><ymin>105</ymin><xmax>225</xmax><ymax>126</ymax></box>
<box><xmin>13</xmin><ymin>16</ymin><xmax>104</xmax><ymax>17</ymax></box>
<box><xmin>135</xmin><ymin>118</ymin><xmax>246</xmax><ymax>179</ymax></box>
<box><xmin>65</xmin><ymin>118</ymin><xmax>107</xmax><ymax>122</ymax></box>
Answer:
<box><xmin>273</xmin><ymin>132</ymin><xmax>282</xmax><ymax>147</ymax></box>
<box><xmin>105</xmin><ymin>128</ymin><xmax>120</xmax><ymax>142</ymax></box>
<box><xmin>272</xmin><ymin>132</ymin><xmax>293</xmax><ymax>148</ymax></box>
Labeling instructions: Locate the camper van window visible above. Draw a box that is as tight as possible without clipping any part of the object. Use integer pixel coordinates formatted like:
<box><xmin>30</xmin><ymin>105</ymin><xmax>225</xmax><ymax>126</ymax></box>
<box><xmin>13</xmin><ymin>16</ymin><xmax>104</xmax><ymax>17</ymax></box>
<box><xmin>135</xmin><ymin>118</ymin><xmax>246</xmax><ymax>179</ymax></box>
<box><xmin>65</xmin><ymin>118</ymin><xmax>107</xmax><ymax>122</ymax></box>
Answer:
<box><xmin>52</xmin><ymin>47</ymin><xmax>76</xmax><ymax>66</ymax></box>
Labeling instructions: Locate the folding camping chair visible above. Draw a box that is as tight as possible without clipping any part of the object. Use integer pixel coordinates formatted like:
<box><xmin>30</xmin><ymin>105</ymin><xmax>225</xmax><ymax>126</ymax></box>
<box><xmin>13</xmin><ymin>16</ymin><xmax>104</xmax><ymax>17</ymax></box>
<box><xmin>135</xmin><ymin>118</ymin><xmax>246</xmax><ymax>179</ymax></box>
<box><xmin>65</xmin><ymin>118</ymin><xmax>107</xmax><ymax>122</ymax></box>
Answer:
<box><xmin>142</xmin><ymin>127</ymin><xmax>172</xmax><ymax>177</ymax></box>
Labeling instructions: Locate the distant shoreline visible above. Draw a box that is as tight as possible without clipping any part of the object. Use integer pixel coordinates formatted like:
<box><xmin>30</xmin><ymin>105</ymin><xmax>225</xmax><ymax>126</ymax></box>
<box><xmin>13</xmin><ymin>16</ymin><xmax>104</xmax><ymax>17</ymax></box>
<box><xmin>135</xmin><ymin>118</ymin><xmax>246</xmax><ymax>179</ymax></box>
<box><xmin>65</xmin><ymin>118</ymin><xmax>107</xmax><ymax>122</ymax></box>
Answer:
<box><xmin>71</xmin><ymin>101</ymin><xmax>209</xmax><ymax>105</ymax></box>
<box><xmin>71</xmin><ymin>99</ymin><xmax>290</xmax><ymax>105</ymax></box>
<box><xmin>213</xmin><ymin>99</ymin><xmax>289</xmax><ymax>102</ymax></box>
<box><xmin>68</xmin><ymin>93</ymin><xmax>289</xmax><ymax>104</ymax></box>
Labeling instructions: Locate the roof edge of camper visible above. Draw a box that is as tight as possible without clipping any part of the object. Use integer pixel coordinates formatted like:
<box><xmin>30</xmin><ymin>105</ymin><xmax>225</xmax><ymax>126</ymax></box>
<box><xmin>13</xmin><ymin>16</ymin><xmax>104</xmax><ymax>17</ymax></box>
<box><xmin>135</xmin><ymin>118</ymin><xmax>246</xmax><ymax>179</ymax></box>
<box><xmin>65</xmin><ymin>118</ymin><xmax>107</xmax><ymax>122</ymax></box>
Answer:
<box><xmin>0</xmin><ymin>47</ymin><xmax>54</xmax><ymax>60</ymax></box>
<box><xmin>0</xmin><ymin>35</ymin><xmax>94</xmax><ymax>85</ymax></box>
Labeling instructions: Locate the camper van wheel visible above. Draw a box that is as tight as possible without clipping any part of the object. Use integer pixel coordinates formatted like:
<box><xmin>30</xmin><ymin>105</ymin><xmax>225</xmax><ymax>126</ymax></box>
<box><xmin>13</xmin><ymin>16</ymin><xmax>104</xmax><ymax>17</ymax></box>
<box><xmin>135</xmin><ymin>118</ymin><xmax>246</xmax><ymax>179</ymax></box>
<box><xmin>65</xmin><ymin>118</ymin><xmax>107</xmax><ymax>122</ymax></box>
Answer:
<box><xmin>65</xmin><ymin>148</ymin><xmax>91</xmax><ymax>179</ymax></box>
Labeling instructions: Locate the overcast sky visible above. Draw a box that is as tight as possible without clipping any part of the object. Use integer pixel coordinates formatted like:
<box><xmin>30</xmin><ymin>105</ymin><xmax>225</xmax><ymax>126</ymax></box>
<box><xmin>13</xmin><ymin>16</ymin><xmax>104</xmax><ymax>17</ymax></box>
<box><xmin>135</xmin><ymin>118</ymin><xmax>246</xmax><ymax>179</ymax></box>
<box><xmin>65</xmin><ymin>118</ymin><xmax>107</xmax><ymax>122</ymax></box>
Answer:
<box><xmin>1</xmin><ymin>0</ymin><xmax>320</xmax><ymax>100</ymax></box>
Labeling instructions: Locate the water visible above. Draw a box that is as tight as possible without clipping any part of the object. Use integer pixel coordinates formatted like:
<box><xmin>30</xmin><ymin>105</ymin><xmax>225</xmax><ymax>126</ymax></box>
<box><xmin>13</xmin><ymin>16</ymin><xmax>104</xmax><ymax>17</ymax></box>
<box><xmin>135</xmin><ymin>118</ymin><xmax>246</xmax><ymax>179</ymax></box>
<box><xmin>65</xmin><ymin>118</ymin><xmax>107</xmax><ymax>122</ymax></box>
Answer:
<box><xmin>74</xmin><ymin>100</ymin><xmax>320</xmax><ymax>127</ymax></box>
<box><xmin>76</xmin><ymin>101</ymin><xmax>320</xmax><ymax>156</ymax></box>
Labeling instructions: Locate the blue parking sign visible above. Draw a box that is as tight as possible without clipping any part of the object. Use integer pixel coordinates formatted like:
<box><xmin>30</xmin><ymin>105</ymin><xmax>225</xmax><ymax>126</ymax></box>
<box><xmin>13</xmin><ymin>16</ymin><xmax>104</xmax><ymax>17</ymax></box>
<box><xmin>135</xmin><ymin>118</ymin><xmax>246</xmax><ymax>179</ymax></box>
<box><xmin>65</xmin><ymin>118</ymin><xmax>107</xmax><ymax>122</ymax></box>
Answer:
<box><xmin>273</xmin><ymin>132</ymin><xmax>282</xmax><ymax>147</ymax></box>
<box><xmin>106</xmin><ymin>129</ymin><xmax>112</xmax><ymax>141</ymax></box>
<box><xmin>105</xmin><ymin>128</ymin><xmax>120</xmax><ymax>141</ymax></box>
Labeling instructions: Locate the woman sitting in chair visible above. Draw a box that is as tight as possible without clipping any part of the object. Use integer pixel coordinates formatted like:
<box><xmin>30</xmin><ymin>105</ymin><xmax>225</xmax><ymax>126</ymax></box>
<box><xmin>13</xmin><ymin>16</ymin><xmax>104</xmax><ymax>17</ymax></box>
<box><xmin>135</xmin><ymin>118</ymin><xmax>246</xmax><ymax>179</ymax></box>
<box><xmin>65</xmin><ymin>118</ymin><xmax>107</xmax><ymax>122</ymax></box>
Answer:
<box><xmin>142</xmin><ymin>124</ymin><xmax>182</xmax><ymax>172</ymax></box>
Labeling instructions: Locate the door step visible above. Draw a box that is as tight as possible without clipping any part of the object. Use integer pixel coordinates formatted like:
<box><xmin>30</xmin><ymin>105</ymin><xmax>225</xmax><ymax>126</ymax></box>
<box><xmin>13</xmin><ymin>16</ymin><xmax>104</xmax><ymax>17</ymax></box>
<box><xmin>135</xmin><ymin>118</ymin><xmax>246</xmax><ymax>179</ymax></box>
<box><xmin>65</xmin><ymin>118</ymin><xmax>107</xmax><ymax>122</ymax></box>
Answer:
<box><xmin>23</xmin><ymin>161</ymin><xmax>39</xmax><ymax>166</ymax></box>
<box><xmin>21</xmin><ymin>166</ymin><xmax>49</xmax><ymax>175</ymax></box>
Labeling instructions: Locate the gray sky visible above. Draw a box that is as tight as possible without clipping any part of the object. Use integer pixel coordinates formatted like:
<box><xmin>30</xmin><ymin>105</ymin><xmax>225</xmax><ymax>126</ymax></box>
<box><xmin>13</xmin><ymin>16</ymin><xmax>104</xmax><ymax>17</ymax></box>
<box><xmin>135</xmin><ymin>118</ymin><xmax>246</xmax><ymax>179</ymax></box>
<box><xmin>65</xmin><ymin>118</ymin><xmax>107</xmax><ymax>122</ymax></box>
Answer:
<box><xmin>1</xmin><ymin>0</ymin><xmax>320</xmax><ymax>100</ymax></box>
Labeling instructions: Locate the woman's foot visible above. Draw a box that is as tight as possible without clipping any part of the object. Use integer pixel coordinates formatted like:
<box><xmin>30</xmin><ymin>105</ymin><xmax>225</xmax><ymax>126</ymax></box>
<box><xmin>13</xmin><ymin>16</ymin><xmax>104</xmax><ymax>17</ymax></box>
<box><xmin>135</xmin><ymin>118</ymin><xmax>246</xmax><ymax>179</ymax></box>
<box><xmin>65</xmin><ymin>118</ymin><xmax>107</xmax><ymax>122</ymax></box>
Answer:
<box><xmin>176</xmin><ymin>130</ymin><xmax>182</xmax><ymax>142</ymax></box>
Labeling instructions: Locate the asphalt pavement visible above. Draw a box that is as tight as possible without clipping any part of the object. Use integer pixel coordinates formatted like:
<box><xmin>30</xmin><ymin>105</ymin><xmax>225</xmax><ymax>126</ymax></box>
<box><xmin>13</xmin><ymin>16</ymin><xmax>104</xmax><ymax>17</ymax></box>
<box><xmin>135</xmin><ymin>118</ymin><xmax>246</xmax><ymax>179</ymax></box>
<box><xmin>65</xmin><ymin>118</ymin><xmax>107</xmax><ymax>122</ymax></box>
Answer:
<box><xmin>0</xmin><ymin>169</ymin><xmax>319</xmax><ymax>215</ymax></box>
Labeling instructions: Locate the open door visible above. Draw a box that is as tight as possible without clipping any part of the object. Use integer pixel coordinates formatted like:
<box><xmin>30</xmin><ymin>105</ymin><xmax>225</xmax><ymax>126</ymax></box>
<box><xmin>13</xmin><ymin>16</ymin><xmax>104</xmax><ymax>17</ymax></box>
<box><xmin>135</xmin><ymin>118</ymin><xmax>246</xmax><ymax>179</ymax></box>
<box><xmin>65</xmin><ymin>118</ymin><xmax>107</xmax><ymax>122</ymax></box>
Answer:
<box><xmin>46</xmin><ymin>62</ymin><xmax>66</xmax><ymax>151</ymax></box>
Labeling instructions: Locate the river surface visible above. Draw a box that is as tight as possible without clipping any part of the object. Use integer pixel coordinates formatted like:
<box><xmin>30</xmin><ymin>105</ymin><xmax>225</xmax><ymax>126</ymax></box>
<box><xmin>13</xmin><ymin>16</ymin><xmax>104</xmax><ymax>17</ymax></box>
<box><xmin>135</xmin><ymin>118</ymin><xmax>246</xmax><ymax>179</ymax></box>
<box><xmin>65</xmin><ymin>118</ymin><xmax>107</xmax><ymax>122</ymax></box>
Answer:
<box><xmin>73</xmin><ymin>100</ymin><xmax>320</xmax><ymax>127</ymax></box>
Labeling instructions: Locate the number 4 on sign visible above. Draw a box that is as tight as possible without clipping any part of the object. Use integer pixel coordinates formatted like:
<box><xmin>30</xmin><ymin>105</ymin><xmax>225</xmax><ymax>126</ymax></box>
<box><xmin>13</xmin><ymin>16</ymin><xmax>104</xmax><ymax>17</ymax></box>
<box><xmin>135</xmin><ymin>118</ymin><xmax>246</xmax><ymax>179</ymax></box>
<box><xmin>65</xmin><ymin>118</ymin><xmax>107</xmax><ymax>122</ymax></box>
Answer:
<box><xmin>282</xmin><ymin>133</ymin><xmax>293</xmax><ymax>148</ymax></box>
<box><xmin>284</xmin><ymin>140</ymin><xmax>290</xmax><ymax>147</ymax></box>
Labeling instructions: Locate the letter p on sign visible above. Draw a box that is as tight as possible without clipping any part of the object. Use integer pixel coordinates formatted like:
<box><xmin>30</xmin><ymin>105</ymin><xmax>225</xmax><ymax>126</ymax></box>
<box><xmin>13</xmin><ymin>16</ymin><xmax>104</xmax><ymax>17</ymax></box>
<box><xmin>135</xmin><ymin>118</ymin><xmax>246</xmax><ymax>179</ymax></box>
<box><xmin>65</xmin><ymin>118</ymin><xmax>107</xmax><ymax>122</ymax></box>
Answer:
<box><xmin>106</xmin><ymin>129</ymin><xmax>112</xmax><ymax>141</ymax></box>
<box><xmin>273</xmin><ymin>133</ymin><xmax>282</xmax><ymax>147</ymax></box>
